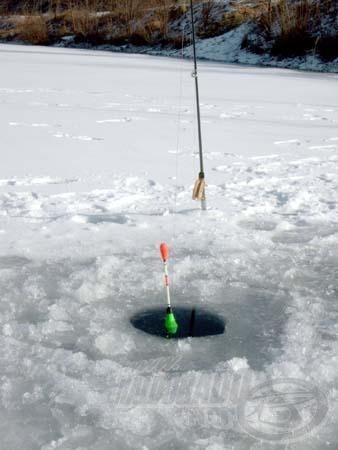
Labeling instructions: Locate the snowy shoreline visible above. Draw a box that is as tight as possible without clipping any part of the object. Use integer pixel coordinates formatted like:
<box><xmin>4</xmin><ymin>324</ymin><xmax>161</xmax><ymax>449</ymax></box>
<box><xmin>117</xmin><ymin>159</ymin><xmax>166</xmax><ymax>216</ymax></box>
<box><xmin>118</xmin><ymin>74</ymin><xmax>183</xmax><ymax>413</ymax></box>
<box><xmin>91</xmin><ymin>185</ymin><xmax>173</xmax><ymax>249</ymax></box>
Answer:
<box><xmin>2</xmin><ymin>23</ymin><xmax>338</xmax><ymax>75</ymax></box>
<box><xmin>56</xmin><ymin>34</ymin><xmax>338</xmax><ymax>74</ymax></box>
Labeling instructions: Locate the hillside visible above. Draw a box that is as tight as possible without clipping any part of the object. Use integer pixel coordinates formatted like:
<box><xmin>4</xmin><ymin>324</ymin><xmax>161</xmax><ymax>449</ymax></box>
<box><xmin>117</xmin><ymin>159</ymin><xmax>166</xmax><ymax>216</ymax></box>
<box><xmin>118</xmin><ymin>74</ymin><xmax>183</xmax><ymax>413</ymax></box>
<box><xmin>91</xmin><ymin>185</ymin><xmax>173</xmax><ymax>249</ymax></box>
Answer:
<box><xmin>0</xmin><ymin>1</ymin><xmax>338</xmax><ymax>68</ymax></box>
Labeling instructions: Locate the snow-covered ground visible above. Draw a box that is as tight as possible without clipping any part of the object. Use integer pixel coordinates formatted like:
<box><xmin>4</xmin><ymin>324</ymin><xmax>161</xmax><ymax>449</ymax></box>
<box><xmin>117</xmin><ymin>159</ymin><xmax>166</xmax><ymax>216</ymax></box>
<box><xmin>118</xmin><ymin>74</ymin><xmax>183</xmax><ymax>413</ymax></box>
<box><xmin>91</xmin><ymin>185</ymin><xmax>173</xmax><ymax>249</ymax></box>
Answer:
<box><xmin>56</xmin><ymin>23</ymin><xmax>338</xmax><ymax>74</ymax></box>
<box><xmin>0</xmin><ymin>44</ymin><xmax>337</xmax><ymax>449</ymax></box>
<box><xmin>175</xmin><ymin>23</ymin><xmax>338</xmax><ymax>73</ymax></box>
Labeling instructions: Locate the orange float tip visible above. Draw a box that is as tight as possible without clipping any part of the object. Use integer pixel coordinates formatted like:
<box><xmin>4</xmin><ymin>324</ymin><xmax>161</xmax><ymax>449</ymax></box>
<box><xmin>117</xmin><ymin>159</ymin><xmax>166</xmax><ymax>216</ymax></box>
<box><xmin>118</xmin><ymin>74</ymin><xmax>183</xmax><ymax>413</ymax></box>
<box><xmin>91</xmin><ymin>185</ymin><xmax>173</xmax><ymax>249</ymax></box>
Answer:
<box><xmin>160</xmin><ymin>242</ymin><xmax>169</xmax><ymax>261</ymax></box>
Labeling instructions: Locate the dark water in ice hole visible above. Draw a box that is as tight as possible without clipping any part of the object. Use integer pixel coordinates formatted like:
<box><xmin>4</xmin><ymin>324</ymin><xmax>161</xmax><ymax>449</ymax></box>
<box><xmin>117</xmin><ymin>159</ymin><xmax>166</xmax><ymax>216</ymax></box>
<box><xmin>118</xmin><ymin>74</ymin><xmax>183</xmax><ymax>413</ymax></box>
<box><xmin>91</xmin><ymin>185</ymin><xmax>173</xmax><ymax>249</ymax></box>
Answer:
<box><xmin>129</xmin><ymin>286</ymin><xmax>289</xmax><ymax>372</ymax></box>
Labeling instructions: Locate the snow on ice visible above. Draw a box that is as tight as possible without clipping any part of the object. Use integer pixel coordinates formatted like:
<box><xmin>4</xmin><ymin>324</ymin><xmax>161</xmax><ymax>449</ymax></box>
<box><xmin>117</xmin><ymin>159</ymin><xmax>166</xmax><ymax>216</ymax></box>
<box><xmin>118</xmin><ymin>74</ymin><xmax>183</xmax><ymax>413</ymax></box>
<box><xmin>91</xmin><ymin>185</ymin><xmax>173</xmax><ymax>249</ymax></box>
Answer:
<box><xmin>0</xmin><ymin>44</ymin><xmax>337</xmax><ymax>449</ymax></box>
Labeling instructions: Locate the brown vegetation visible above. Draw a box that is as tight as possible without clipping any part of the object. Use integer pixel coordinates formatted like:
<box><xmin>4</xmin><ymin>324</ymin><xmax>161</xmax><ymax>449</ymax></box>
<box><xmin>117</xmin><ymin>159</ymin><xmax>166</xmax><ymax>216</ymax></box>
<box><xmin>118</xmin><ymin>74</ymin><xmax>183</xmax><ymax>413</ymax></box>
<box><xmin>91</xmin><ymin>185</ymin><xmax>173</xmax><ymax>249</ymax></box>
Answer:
<box><xmin>17</xmin><ymin>15</ymin><xmax>50</xmax><ymax>45</ymax></box>
<box><xmin>6</xmin><ymin>0</ymin><xmax>188</xmax><ymax>46</ymax></box>
<box><xmin>241</xmin><ymin>0</ymin><xmax>338</xmax><ymax>60</ymax></box>
<box><xmin>0</xmin><ymin>0</ymin><xmax>337</xmax><ymax>61</ymax></box>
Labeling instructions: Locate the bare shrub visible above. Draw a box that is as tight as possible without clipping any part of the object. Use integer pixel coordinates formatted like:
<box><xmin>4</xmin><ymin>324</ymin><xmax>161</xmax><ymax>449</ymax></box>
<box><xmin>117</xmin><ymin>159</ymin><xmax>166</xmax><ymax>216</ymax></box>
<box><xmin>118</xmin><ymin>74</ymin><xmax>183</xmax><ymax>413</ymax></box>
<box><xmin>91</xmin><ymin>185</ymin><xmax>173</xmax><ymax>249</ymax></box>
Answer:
<box><xmin>69</xmin><ymin>8</ymin><xmax>98</xmax><ymax>36</ymax></box>
<box><xmin>275</xmin><ymin>0</ymin><xmax>316</xmax><ymax>35</ymax></box>
<box><xmin>196</xmin><ymin>0</ymin><xmax>225</xmax><ymax>38</ymax></box>
<box><xmin>17</xmin><ymin>15</ymin><xmax>49</xmax><ymax>44</ymax></box>
<box><xmin>153</xmin><ymin>0</ymin><xmax>171</xmax><ymax>38</ymax></box>
<box><xmin>113</xmin><ymin>0</ymin><xmax>143</xmax><ymax>34</ymax></box>
<box><xmin>269</xmin><ymin>0</ymin><xmax>319</xmax><ymax>56</ymax></box>
<box><xmin>246</xmin><ymin>0</ymin><xmax>330</xmax><ymax>57</ymax></box>
<box><xmin>223</xmin><ymin>5</ymin><xmax>261</xmax><ymax>31</ymax></box>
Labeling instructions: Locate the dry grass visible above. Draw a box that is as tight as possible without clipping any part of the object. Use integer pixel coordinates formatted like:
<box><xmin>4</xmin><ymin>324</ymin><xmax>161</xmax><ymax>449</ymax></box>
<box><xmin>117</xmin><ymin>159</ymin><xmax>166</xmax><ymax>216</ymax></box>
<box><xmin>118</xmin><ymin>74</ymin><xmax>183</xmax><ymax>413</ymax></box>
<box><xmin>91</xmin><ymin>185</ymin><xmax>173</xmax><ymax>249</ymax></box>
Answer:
<box><xmin>68</xmin><ymin>9</ymin><xmax>98</xmax><ymax>36</ymax></box>
<box><xmin>223</xmin><ymin>6</ymin><xmax>259</xmax><ymax>30</ymax></box>
<box><xmin>1</xmin><ymin>0</ymin><xmax>337</xmax><ymax>61</ymax></box>
<box><xmin>265</xmin><ymin>0</ymin><xmax>317</xmax><ymax>56</ymax></box>
<box><xmin>17</xmin><ymin>15</ymin><xmax>50</xmax><ymax>44</ymax></box>
<box><xmin>1</xmin><ymin>0</ymin><xmax>197</xmax><ymax>45</ymax></box>
<box><xmin>260</xmin><ymin>0</ymin><xmax>317</xmax><ymax>34</ymax></box>
<box><xmin>241</xmin><ymin>0</ymin><xmax>338</xmax><ymax>59</ymax></box>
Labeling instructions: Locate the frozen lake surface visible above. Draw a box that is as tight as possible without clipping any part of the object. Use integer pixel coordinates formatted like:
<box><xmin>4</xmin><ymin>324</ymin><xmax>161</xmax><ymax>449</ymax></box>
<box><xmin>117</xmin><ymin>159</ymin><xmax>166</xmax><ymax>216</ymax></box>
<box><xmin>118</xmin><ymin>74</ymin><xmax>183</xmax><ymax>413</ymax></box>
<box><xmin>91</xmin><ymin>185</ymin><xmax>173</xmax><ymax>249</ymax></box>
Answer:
<box><xmin>0</xmin><ymin>44</ymin><xmax>337</xmax><ymax>449</ymax></box>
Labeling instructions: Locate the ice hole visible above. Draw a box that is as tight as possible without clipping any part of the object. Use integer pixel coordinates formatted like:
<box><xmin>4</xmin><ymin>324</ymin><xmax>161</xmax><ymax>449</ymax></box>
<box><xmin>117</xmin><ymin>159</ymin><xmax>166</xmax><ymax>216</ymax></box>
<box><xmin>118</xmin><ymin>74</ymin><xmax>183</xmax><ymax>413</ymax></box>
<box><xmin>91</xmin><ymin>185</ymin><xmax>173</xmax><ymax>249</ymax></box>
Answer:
<box><xmin>130</xmin><ymin>306</ymin><xmax>225</xmax><ymax>338</ymax></box>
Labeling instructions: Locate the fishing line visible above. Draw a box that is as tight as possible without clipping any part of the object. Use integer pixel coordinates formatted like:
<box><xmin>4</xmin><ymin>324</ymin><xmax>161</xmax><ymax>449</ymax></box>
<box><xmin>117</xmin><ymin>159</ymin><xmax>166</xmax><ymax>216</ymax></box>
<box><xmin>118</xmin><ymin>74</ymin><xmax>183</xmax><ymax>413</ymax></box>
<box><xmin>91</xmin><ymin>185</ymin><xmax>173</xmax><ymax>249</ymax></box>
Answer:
<box><xmin>170</xmin><ymin>13</ymin><xmax>187</xmax><ymax>293</ymax></box>
<box><xmin>160</xmin><ymin>1</ymin><xmax>208</xmax><ymax>336</ymax></box>
<box><xmin>158</xmin><ymin>22</ymin><xmax>188</xmax><ymax>338</ymax></box>
<box><xmin>173</xmin><ymin>19</ymin><xmax>186</xmax><ymax>215</ymax></box>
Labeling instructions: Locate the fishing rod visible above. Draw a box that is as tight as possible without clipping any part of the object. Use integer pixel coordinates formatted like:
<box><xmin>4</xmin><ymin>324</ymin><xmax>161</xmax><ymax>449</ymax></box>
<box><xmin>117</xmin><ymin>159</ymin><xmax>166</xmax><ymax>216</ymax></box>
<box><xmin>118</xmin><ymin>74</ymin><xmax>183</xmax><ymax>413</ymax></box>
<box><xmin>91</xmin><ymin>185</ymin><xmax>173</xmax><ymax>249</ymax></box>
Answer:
<box><xmin>189</xmin><ymin>0</ymin><xmax>207</xmax><ymax>211</ymax></box>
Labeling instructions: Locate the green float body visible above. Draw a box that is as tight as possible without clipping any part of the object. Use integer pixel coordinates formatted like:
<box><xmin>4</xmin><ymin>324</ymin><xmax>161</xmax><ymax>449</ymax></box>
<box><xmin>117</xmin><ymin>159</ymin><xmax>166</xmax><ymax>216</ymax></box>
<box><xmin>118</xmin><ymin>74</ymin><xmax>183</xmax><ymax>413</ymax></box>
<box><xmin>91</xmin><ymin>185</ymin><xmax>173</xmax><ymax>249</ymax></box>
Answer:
<box><xmin>165</xmin><ymin>307</ymin><xmax>178</xmax><ymax>335</ymax></box>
